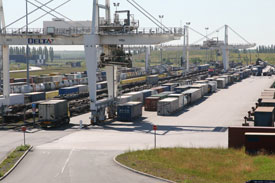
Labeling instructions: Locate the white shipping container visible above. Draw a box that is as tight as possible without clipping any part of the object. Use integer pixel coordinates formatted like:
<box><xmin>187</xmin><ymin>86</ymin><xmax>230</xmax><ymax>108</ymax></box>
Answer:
<box><xmin>157</xmin><ymin>98</ymin><xmax>179</xmax><ymax>116</ymax></box>
<box><xmin>168</xmin><ymin>93</ymin><xmax>184</xmax><ymax>109</ymax></box>
<box><xmin>219</xmin><ymin>76</ymin><xmax>229</xmax><ymax>85</ymax></box>
<box><xmin>0</xmin><ymin>94</ymin><xmax>25</xmax><ymax>106</ymax></box>
<box><xmin>209</xmin><ymin>81</ymin><xmax>217</xmax><ymax>93</ymax></box>
<box><xmin>51</xmin><ymin>76</ymin><xmax>63</xmax><ymax>82</ymax></box>
<box><xmin>75</xmin><ymin>85</ymin><xmax>89</xmax><ymax>94</ymax></box>
<box><xmin>118</xmin><ymin>95</ymin><xmax>132</xmax><ymax>104</ymax></box>
<box><xmin>10</xmin><ymin>94</ymin><xmax>25</xmax><ymax>105</ymax></box>
<box><xmin>217</xmin><ymin>78</ymin><xmax>226</xmax><ymax>89</ymax></box>
<box><xmin>125</xmin><ymin>92</ymin><xmax>143</xmax><ymax>103</ymax></box>
<box><xmin>183</xmin><ymin>89</ymin><xmax>202</xmax><ymax>103</ymax></box>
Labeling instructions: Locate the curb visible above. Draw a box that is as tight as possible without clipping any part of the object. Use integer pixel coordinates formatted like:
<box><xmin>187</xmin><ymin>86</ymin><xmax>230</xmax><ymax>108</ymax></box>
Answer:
<box><xmin>0</xmin><ymin>146</ymin><xmax>33</xmax><ymax>181</ymax></box>
<box><xmin>113</xmin><ymin>155</ymin><xmax>176</xmax><ymax>183</ymax></box>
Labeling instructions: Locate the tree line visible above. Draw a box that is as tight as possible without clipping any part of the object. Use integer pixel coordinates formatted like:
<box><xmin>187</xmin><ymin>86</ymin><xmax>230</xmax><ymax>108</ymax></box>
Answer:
<box><xmin>9</xmin><ymin>46</ymin><xmax>54</xmax><ymax>62</ymax></box>
<box><xmin>256</xmin><ymin>45</ymin><xmax>275</xmax><ymax>53</ymax></box>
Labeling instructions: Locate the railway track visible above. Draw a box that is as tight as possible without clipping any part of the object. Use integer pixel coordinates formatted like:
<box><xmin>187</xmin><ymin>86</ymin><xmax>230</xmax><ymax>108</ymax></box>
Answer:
<box><xmin>1</xmin><ymin>69</ymin><xmax>210</xmax><ymax>125</ymax></box>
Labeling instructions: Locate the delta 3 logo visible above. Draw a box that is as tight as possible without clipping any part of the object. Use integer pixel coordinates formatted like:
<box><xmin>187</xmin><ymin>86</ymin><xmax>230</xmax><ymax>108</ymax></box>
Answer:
<box><xmin>28</xmin><ymin>38</ymin><xmax>54</xmax><ymax>44</ymax></box>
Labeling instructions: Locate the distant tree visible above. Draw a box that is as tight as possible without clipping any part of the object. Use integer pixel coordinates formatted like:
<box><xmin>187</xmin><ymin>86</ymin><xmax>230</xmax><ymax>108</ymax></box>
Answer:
<box><xmin>38</xmin><ymin>47</ymin><xmax>43</xmax><ymax>55</ymax></box>
<box><xmin>49</xmin><ymin>47</ymin><xmax>54</xmax><ymax>62</ymax></box>
<box><xmin>15</xmin><ymin>47</ymin><xmax>20</xmax><ymax>55</ymax></box>
<box><xmin>31</xmin><ymin>47</ymin><xmax>37</xmax><ymax>56</ymax></box>
<box><xmin>43</xmin><ymin>47</ymin><xmax>49</xmax><ymax>62</ymax></box>
<box><xmin>9</xmin><ymin>47</ymin><xmax>14</xmax><ymax>55</ymax></box>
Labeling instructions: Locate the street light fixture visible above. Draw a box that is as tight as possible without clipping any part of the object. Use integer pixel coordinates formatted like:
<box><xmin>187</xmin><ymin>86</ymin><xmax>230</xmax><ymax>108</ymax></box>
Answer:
<box><xmin>205</xmin><ymin>27</ymin><xmax>209</xmax><ymax>40</ymax></box>
<box><xmin>159</xmin><ymin>15</ymin><xmax>164</xmax><ymax>64</ymax></box>
<box><xmin>113</xmin><ymin>2</ymin><xmax>120</xmax><ymax>12</ymax></box>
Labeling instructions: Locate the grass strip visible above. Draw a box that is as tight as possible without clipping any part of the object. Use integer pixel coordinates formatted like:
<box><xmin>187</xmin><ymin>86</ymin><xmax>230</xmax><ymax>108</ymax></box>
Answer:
<box><xmin>116</xmin><ymin>148</ymin><xmax>275</xmax><ymax>183</ymax></box>
<box><xmin>0</xmin><ymin>145</ymin><xmax>30</xmax><ymax>178</ymax></box>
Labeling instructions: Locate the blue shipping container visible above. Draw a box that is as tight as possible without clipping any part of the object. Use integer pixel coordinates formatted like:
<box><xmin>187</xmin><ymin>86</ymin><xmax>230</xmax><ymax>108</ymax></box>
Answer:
<box><xmin>161</xmin><ymin>86</ymin><xmax>170</xmax><ymax>92</ymax></box>
<box><xmin>59</xmin><ymin>87</ymin><xmax>79</xmax><ymax>95</ymax></box>
<box><xmin>117</xmin><ymin>102</ymin><xmax>142</xmax><ymax>121</ymax></box>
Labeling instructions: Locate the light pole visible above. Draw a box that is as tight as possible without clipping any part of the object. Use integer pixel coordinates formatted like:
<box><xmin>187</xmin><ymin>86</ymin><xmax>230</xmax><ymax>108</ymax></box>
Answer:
<box><xmin>183</xmin><ymin>22</ymin><xmax>190</xmax><ymax>71</ymax></box>
<box><xmin>113</xmin><ymin>2</ymin><xmax>120</xmax><ymax>12</ymax></box>
<box><xmin>159</xmin><ymin>15</ymin><xmax>164</xmax><ymax>64</ymax></box>
<box><xmin>205</xmin><ymin>27</ymin><xmax>209</xmax><ymax>63</ymax></box>
<box><xmin>216</xmin><ymin>30</ymin><xmax>219</xmax><ymax>62</ymax></box>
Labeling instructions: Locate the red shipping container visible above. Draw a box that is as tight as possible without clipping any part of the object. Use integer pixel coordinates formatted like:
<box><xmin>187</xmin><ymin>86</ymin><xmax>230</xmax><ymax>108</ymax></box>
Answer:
<box><xmin>245</xmin><ymin>132</ymin><xmax>275</xmax><ymax>153</ymax></box>
<box><xmin>145</xmin><ymin>97</ymin><xmax>160</xmax><ymax>111</ymax></box>
<box><xmin>228</xmin><ymin>127</ymin><xmax>275</xmax><ymax>149</ymax></box>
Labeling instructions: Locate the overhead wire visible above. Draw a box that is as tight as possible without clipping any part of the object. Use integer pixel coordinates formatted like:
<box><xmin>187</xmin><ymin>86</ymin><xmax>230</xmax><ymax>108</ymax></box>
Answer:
<box><xmin>126</xmin><ymin>0</ymin><xmax>163</xmax><ymax>30</ymax></box>
<box><xmin>2</xmin><ymin>0</ymin><xmax>54</xmax><ymax>29</ymax></box>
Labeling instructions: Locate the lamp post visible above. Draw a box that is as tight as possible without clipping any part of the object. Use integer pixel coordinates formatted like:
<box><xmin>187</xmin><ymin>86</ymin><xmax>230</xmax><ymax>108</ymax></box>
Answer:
<box><xmin>159</xmin><ymin>15</ymin><xmax>164</xmax><ymax>64</ymax></box>
<box><xmin>205</xmin><ymin>27</ymin><xmax>209</xmax><ymax>63</ymax></box>
<box><xmin>183</xmin><ymin>22</ymin><xmax>190</xmax><ymax>71</ymax></box>
<box><xmin>113</xmin><ymin>2</ymin><xmax>120</xmax><ymax>12</ymax></box>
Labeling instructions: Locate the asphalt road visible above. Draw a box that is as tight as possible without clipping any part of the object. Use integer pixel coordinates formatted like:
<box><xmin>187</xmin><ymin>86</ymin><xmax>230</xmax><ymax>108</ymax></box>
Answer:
<box><xmin>1</xmin><ymin>76</ymin><xmax>274</xmax><ymax>183</ymax></box>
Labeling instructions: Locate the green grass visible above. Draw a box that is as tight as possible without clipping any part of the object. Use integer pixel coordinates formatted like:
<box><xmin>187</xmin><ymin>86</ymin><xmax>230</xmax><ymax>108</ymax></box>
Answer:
<box><xmin>116</xmin><ymin>148</ymin><xmax>275</xmax><ymax>183</ymax></box>
<box><xmin>132</xmin><ymin>50</ymin><xmax>275</xmax><ymax>67</ymax></box>
<box><xmin>0</xmin><ymin>145</ymin><xmax>30</xmax><ymax>178</ymax></box>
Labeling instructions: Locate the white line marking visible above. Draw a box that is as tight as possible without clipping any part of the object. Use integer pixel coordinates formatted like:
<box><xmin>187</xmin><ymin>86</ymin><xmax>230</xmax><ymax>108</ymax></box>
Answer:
<box><xmin>61</xmin><ymin>149</ymin><xmax>74</xmax><ymax>174</ymax></box>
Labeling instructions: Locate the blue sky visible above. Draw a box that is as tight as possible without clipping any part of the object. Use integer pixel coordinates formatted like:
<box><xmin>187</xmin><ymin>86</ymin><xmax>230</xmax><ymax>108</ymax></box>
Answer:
<box><xmin>3</xmin><ymin>0</ymin><xmax>275</xmax><ymax>49</ymax></box>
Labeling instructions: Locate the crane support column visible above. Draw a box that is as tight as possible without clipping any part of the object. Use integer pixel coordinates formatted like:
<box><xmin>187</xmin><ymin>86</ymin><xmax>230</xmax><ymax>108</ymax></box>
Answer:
<box><xmin>2</xmin><ymin>45</ymin><xmax>9</xmax><ymax>105</ymax></box>
<box><xmin>84</xmin><ymin>35</ymin><xmax>99</xmax><ymax>123</ymax></box>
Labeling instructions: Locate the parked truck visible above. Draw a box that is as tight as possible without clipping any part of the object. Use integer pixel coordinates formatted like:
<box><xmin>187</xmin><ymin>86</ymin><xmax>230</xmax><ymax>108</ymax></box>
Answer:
<box><xmin>39</xmin><ymin>100</ymin><xmax>70</xmax><ymax>128</ymax></box>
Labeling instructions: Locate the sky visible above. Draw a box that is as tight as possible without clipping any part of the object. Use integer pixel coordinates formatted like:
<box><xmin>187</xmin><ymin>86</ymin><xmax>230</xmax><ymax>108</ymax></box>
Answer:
<box><xmin>2</xmin><ymin>0</ymin><xmax>275</xmax><ymax>50</ymax></box>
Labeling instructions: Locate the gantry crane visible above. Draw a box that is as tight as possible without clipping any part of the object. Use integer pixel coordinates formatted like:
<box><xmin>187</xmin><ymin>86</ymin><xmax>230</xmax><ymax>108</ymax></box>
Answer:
<box><xmin>0</xmin><ymin>0</ymin><xmax>182</xmax><ymax>123</ymax></box>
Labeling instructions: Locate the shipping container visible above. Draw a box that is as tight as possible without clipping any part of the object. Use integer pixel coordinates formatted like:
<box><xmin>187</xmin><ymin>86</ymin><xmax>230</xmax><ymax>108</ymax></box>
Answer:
<box><xmin>118</xmin><ymin>95</ymin><xmax>132</xmax><ymax>104</ymax></box>
<box><xmin>75</xmin><ymin>85</ymin><xmax>89</xmax><ymax>94</ymax></box>
<box><xmin>51</xmin><ymin>75</ymin><xmax>63</xmax><ymax>82</ymax></box>
<box><xmin>219</xmin><ymin>75</ymin><xmax>229</xmax><ymax>85</ymax></box>
<box><xmin>24</xmin><ymin>92</ymin><xmax>46</xmax><ymax>103</ymax></box>
<box><xmin>175</xmin><ymin>85</ymin><xmax>190</xmax><ymax>94</ymax></box>
<box><xmin>162</xmin><ymin>83</ymin><xmax>179</xmax><ymax>91</ymax></box>
<box><xmin>245</xmin><ymin>132</ymin><xmax>275</xmax><ymax>154</ymax></box>
<box><xmin>261</xmin><ymin>91</ymin><xmax>275</xmax><ymax>98</ymax></box>
<box><xmin>117</xmin><ymin>102</ymin><xmax>142</xmax><ymax>121</ymax></box>
<box><xmin>151</xmin><ymin>86</ymin><xmax>164</xmax><ymax>94</ymax></box>
<box><xmin>151</xmin><ymin>93</ymin><xmax>170</xmax><ymax>100</ymax></box>
<box><xmin>124</xmin><ymin>92</ymin><xmax>143</xmax><ymax>103</ymax></box>
<box><xmin>59</xmin><ymin>86</ymin><xmax>79</xmax><ymax>95</ymax></box>
<box><xmin>209</xmin><ymin>81</ymin><xmax>217</xmax><ymax>93</ymax></box>
<box><xmin>168</xmin><ymin>93</ymin><xmax>184</xmax><ymax>109</ymax></box>
<box><xmin>141</xmin><ymin>90</ymin><xmax>152</xmax><ymax>103</ymax></box>
<box><xmin>145</xmin><ymin>97</ymin><xmax>160</xmax><ymax>111</ymax></box>
<box><xmin>147</xmin><ymin>75</ymin><xmax>159</xmax><ymax>85</ymax></box>
<box><xmin>1</xmin><ymin>94</ymin><xmax>25</xmax><ymax>106</ymax></box>
<box><xmin>39</xmin><ymin>100</ymin><xmax>69</xmax><ymax>128</ymax></box>
<box><xmin>217</xmin><ymin>78</ymin><xmax>226</xmax><ymax>89</ymax></box>
<box><xmin>157</xmin><ymin>98</ymin><xmax>179</xmax><ymax>116</ymax></box>
<box><xmin>254</xmin><ymin>107</ymin><xmax>274</xmax><ymax>127</ymax></box>
<box><xmin>182</xmin><ymin>89</ymin><xmax>202</xmax><ymax>104</ymax></box>
<box><xmin>190</xmin><ymin>84</ymin><xmax>208</xmax><ymax>96</ymax></box>
<box><xmin>46</xmin><ymin>90</ymin><xmax>59</xmax><ymax>100</ymax></box>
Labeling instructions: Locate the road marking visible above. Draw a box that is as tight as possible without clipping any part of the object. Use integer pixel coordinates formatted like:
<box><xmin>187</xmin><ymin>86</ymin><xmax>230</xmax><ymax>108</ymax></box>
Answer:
<box><xmin>61</xmin><ymin>149</ymin><xmax>74</xmax><ymax>174</ymax></box>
